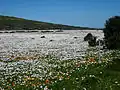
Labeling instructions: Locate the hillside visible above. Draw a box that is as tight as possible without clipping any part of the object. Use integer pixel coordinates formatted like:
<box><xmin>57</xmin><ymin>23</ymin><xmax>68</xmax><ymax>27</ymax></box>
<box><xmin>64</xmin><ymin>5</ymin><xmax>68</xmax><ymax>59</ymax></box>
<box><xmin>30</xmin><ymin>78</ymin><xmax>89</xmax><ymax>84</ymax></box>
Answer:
<box><xmin>0</xmin><ymin>15</ymin><xmax>99</xmax><ymax>30</ymax></box>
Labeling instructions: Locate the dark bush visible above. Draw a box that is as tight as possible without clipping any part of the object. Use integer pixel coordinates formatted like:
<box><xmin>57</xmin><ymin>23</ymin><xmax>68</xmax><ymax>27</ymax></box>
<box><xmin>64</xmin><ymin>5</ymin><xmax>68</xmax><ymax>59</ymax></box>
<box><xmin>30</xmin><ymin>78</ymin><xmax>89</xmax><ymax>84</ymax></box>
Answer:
<box><xmin>107</xmin><ymin>58</ymin><xmax>120</xmax><ymax>71</ymax></box>
<box><xmin>104</xmin><ymin>16</ymin><xmax>120</xmax><ymax>49</ymax></box>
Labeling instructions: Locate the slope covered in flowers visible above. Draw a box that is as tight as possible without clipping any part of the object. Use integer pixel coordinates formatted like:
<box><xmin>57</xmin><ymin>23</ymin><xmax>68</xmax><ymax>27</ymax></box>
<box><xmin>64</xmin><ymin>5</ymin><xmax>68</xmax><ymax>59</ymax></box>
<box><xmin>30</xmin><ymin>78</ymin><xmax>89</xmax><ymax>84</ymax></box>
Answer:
<box><xmin>1</xmin><ymin>30</ymin><xmax>119</xmax><ymax>90</ymax></box>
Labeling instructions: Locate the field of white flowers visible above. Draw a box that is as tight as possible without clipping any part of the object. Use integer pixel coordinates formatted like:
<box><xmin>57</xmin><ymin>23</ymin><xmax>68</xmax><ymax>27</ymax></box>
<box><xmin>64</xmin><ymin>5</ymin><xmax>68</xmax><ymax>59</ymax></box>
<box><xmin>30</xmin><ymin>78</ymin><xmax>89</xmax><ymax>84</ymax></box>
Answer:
<box><xmin>0</xmin><ymin>30</ymin><xmax>105</xmax><ymax>90</ymax></box>
<box><xmin>0</xmin><ymin>30</ymin><xmax>104</xmax><ymax>60</ymax></box>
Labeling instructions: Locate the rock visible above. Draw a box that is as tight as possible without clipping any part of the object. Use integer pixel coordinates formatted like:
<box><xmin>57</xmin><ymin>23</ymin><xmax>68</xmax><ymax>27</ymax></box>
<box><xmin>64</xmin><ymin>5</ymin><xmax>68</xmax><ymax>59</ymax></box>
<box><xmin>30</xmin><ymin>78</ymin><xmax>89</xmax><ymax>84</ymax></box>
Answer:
<box><xmin>41</xmin><ymin>36</ymin><xmax>45</xmax><ymax>38</ymax></box>
<box><xmin>88</xmin><ymin>36</ymin><xmax>97</xmax><ymax>47</ymax></box>
<box><xmin>31</xmin><ymin>38</ymin><xmax>35</xmax><ymax>39</ymax></box>
<box><xmin>49</xmin><ymin>40</ymin><xmax>54</xmax><ymax>42</ymax></box>
<box><xmin>74</xmin><ymin>37</ymin><xmax>78</xmax><ymax>39</ymax></box>
<box><xmin>10</xmin><ymin>31</ymin><xmax>15</xmax><ymax>33</ymax></box>
<box><xmin>76</xmin><ymin>50</ymin><xmax>81</xmax><ymax>53</ymax></box>
<box><xmin>103</xmin><ymin>45</ymin><xmax>107</xmax><ymax>49</ymax></box>
<box><xmin>96</xmin><ymin>39</ymin><xmax>104</xmax><ymax>46</ymax></box>
<box><xmin>84</xmin><ymin>33</ymin><xmax>93</xmax><ymax>41</ymax></box>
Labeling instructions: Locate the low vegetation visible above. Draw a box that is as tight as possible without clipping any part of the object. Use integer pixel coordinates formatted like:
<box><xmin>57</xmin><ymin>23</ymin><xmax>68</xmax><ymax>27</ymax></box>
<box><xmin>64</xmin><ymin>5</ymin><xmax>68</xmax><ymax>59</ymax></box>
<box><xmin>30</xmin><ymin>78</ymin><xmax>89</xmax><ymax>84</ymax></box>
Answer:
<box><xmin>0</xmin><ymin>15</ymin><xmax>100</xmax><ymax>30</ymax></box>
<box><xmin>0</xmin><ymin>49</ymin><xmax>120</xmax><ymax>90</ymax></box>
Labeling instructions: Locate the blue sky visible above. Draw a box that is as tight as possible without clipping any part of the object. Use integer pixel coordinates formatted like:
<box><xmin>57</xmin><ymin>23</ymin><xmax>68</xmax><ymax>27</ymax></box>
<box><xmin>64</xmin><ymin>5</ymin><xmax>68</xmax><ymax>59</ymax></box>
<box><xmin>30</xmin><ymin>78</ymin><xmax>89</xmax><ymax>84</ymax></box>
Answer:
<box><xmin>1</xmin><ymin>0</ymin><xmax>120</xmax><ymax>28</ymax></box>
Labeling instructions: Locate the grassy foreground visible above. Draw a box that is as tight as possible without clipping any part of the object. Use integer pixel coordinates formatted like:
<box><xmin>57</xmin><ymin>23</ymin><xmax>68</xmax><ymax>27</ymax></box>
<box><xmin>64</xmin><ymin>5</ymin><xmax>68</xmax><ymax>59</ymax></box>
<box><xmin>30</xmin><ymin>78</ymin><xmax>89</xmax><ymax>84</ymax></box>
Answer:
<box><xmin>0</xmin><ymin>50</ymin><xmax>120</xmax><ymax>90</ymax></box>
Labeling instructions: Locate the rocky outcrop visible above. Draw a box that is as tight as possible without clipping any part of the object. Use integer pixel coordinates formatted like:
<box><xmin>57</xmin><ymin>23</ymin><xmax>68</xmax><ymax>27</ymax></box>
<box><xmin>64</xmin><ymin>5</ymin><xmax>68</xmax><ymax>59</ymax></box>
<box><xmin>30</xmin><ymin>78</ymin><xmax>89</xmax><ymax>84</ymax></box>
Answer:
<box><xmin>41</xmin><ymin>36</ymin><xmax>45</xmax><ymax>38</ymax></box>
<box><xmin>96</xmin><ymin>39</ymin><xmax>104</xmax><ymax>46</ymax></box>
<box><xmin>84</xmin><ymin>33</ymin><xmax>93</xmax><ymax>41</ymax></box>
<box><xmin>88</xmin><ymin>36</ymin><xmax>97</xmax><ymax>47</ymax></box>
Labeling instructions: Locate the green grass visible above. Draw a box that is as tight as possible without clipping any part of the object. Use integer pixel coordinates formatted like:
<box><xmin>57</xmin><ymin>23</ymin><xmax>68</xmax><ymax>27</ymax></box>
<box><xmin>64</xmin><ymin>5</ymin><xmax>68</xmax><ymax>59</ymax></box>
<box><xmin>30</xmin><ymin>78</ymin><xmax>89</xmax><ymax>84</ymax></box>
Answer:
<box><xmin>49</xmin><ymin>62</ymin><xmax>120</xmax><ymax>90</ymax></box>
<box><xmin>48</xmin><ymin>50</ymin><xmax>120</xmax><ymax>90</ymax></box>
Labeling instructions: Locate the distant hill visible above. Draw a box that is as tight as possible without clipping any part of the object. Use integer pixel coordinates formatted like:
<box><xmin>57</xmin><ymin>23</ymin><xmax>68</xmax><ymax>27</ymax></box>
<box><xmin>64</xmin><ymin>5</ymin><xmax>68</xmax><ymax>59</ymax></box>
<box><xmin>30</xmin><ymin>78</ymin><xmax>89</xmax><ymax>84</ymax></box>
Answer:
<box><xmin>0</xmin><ymin>15</ymin><xmax>100</xmax><ymax>30</ymax></box>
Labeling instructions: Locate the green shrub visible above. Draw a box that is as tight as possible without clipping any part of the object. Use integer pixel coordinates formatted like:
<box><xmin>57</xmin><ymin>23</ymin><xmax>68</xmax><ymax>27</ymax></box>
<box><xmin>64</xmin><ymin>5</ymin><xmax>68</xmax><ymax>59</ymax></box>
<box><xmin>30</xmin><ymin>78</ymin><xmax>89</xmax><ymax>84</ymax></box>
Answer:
<box><xmin>104</xmin><ymin>16</ymin><xmax>120</xmax><ymax>49</ymax></box>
